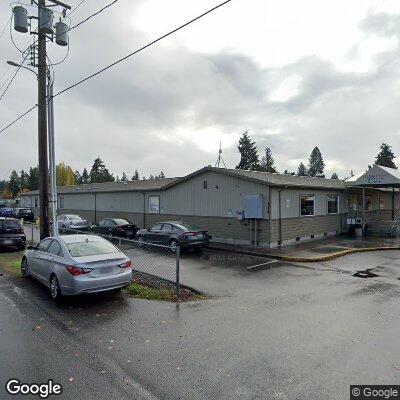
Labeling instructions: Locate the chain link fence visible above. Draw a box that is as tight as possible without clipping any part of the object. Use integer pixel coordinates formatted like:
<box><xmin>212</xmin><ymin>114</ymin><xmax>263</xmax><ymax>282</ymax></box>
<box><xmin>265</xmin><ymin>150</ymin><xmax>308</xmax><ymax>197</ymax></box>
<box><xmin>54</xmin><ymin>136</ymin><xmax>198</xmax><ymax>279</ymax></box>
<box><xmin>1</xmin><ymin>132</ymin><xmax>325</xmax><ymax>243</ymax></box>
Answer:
<box><xmin>23</xmin><ymin>222</ymin><xmax>182</xmax><ymax>296</ymax></box>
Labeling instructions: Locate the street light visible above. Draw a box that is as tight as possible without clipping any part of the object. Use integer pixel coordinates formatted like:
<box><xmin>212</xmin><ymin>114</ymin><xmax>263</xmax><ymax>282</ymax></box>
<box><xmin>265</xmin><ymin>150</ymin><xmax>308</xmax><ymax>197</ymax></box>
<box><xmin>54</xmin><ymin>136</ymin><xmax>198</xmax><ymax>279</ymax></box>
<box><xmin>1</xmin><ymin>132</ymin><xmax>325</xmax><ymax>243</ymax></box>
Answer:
<box><xmin>6</xmin><ymin>60</ymin><xmax>58</xmax><ymax>237</ymax></box>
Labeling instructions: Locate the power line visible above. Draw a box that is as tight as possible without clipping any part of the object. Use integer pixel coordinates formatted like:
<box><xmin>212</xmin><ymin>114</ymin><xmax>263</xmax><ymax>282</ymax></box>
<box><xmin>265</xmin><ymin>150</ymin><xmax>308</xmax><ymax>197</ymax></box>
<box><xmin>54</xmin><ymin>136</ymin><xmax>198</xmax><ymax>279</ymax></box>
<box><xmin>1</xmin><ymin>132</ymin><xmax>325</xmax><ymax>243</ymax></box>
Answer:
<box><xmin>66</xmin><ymin>0</ymin><xmax>118</xmax><ymax>33</ymax></box>
<box><xmin>0</xmin><ymin>50</ymin><xmax>30</xmax><ymax>102</ymax></box>
<box><xmin>0</xmin><ymin>15</ymin><xmax>11</xmax><ymax>42</ymax></box>
<box><xmin>0</xmin><ymin>104</ymin><xmax>37</xmax><ymax>135</ymax></box>
<box><xmin>67</xmin><ymin>0</ymin><xmax>88</xmax><ymax>17</ymax></box>
<box><xmin>53</xmin><ymin>0</ymin><xmax>232</xmax><ymax>99</ymax></box>
<box><xmin>0</xmin><ymin>0</ymin><xmax>233</xmax><ymax>134</ymax></box>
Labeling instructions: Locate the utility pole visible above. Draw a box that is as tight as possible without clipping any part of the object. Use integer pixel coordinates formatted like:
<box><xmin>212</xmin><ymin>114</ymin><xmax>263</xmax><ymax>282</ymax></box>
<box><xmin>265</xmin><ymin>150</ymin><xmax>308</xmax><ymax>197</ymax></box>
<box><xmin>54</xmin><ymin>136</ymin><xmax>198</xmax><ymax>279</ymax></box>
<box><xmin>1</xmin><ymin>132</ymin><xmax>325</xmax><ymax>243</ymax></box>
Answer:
<box><xmin>38</xmin><ymin>0</ymin><xmax>50</xmax><ymax>239</ymax></box>
<box><xmin>11</xmin><ymin>0</ymin><xmax>70</xmax><ymax>239</ymax></box>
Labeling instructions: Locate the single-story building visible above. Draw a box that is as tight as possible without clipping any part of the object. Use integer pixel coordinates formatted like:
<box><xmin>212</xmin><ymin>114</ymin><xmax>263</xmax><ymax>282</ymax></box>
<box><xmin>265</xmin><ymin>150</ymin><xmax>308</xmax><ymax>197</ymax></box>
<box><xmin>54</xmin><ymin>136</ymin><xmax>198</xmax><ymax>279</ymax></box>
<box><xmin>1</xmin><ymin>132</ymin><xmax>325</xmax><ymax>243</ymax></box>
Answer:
<box><xmin>20</xmin><ymin>165</ymin><xmax>400</xmax><ymax>247</ymax></box>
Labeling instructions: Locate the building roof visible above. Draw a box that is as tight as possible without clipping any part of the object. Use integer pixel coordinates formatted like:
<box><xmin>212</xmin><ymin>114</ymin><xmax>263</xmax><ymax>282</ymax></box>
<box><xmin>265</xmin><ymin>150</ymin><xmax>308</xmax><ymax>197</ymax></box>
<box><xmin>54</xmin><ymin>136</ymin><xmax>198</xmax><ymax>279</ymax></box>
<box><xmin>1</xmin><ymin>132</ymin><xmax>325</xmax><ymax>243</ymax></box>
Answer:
<box><xmin>345</xmin><ymin>165</ymin><xmax>400</xmax><ymax>187</ymax></box>
<box><xmin>163</xmin><ymin>166</ymin><xmax>347</xmax><ymax>190</ymax></box>
<box><xmin>20</xmin><ymin>166</ymin><xmax>354</xmax><ymax>198</ymax></box>
<box><xmin>21</xmin><ymin>177</ymin><xmax>181</xmax><ymax>196</ymax></box>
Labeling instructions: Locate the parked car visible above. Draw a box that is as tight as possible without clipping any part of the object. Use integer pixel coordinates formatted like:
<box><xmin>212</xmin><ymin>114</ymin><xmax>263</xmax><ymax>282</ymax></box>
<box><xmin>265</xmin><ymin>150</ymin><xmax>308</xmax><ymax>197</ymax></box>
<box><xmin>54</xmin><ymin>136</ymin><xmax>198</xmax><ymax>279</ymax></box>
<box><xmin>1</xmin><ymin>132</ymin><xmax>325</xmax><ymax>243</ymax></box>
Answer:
<box><xmin>0</xmin><ymin>207</ymin><xmax>13</xmax><ymax>217</ymax></box>
<box><xmin>21</xmin><ymin>234</ymin><xmax>132</xmax><ymax>301</ymax></box>
<box><xmin>13</xmin><ymin>208</ymin><xmax>35</xmax><ymax>222</ymax></box>
<box><xmin>90</xmin><ymin>218</ymin><xmax>139</xmax><ymax>238</ymax></box>
<box><xmin>136</xmin><ymin>221</ymin><xmax>211</xmax><ymax>250</ymax></box>
<box><xmin>57</xmin><ymin>214</ymin><xmax>89</xmax><ymax>232</ymax></box>
<box><xmin>0</xmin><ymin>217</ymin><xmax>26</xmax><ymax>250</ymax></box>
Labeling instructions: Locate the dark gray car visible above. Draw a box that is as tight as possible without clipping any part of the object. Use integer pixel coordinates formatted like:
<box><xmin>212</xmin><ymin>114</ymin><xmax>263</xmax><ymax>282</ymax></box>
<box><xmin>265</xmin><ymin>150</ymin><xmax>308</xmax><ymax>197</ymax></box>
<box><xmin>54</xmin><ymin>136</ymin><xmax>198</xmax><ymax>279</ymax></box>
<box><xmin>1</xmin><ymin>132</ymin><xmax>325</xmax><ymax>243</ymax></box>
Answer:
<box><xmin>136</xmin><ymin>221</ymin><xmax>211</xmax><ymax>250</ymax></box>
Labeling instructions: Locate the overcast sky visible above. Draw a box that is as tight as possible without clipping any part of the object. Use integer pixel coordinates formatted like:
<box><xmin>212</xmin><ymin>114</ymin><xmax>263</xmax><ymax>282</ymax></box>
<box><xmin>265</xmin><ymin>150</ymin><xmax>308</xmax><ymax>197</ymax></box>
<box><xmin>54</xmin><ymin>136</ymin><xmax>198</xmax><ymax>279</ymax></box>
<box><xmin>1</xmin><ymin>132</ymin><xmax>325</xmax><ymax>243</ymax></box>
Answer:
<box><xmin>1</xmin><ymin>0</ymin><xmax>400</xmax><ymax>180</ymax></box>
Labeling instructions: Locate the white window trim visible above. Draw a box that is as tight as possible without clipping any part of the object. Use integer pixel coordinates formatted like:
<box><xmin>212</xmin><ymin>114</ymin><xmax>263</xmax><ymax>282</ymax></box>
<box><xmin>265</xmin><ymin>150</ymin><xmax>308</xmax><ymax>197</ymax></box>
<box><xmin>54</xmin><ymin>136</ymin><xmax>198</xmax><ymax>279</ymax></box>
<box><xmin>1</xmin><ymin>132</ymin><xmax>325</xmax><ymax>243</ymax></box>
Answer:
<box><xmin>300</xmin><ymin>194</ymin><xmax>315</xmax><ymax>217</ymax></box>
<box><xmin>327</xmin><ymin>195</ymin><xmax>340</xmax><ymax>215</ymax></box>
<box><xmin>148</xmin><ymin>195</ymin><xmax>160</xmax><ymax>214</ymax></box>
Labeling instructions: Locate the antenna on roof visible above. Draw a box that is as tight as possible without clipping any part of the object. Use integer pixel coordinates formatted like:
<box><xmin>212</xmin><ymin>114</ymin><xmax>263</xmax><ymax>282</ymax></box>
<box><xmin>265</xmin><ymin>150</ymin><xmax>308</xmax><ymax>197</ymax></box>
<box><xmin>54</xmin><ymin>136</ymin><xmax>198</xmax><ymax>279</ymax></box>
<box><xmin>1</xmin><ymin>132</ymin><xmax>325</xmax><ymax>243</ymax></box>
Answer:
<box><xmin>215</xmin><ymin>141</ymin><xmax>227</xmax><ymax>169</ymax></box>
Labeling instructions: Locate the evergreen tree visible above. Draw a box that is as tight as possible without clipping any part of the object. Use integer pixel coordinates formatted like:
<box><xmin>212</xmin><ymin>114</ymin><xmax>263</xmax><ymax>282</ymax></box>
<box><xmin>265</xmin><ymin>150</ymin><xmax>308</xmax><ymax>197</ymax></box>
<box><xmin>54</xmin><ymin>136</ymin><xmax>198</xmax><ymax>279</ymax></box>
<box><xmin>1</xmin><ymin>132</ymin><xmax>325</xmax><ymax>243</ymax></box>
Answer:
<box><xmin>27</xmin><ymin>166</ymin><xmax>39</xmax><ymax>191</ymax></box>
<box><xmin>331</xmin><ymin>172</ymin><xmax>339</xmax><ymax>179</ymax></box>
<box><xmin>19</xmin><ymin>170</ymin><xmax>29</xmax><ymax>190</ymax></box>
<box><xmin>121</xmin><ymin>172</ymin><xmax>127</xmax><ymax>182</ymax></box>
<box><xmin>74</xmin><ymin>170</ymin><xmax>81</xmax><ymax>184</ymax></box>
<box><xmin>283</xmin><ymin>169</ymin><xmax>295</xmax><ymax>175</ymax></box>
<box><xmin>8</xmin><ymin>170</ymin><xmax>20</xmax><ymax>197</ymax></box>
<box><xmin>132</xmin><ymin>170</ymin><xmax>139</xmax><ymax>180</ymax></box>
<box><xmin>157</xmin><ymin>171</ymin><xmax>165</xmax><ymax>179</ymax></box>
<box><xmin>374</xmin><ymin>143</ymin><xmax>397</xmax><ymax>169</ymax></box>
<box><xmin>89</xmin><ymin>158</ymin><xmax>115</xmax><ymax>183</ymax></box>
<box><xmin>259</xmin><ymin>147</ymin><xmax>277</xmax><ymax>173</ymax></box>
<box><xmin>297</xmin><ymin>162</ymin><xmax>308</xmax><ymax>176</ymax></box>
<box><xmin>81</xmin><ymin>168</ymin><xmax>89</xmax><ymax>184</ymax></box>
<box><xmin>308</xmin><ymin>146</ymin><xmax>325</xmax><ymax>177</ymax></box>
<box><xmin>148</xmin><ymin>174</ymin><xmax>155</xmax><ymax>180</ymax></box>
<box><xmin>236</xmin><ymin>131</ymin><xmax>260</xmax><ymax>171</ymax></box>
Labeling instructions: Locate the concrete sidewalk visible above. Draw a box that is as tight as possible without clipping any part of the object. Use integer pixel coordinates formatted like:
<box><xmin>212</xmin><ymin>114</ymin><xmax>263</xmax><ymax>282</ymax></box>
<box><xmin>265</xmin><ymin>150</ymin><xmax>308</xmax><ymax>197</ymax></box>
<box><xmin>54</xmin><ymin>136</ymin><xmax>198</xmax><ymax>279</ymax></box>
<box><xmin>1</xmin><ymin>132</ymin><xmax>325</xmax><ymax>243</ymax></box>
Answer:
<box><xmin>210</xmin><ymin>235</ymin><xmax>400</xmax><ymax>262</ymax></box>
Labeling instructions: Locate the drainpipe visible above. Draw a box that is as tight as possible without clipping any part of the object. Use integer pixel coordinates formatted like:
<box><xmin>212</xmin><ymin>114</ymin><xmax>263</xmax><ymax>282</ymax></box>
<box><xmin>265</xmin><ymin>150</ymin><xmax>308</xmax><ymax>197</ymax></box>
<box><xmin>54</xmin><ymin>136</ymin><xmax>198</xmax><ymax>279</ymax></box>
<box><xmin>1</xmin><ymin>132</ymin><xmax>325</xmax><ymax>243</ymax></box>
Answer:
<box><xmin>278</xmin><ymin>186</ymin><xmax>287</xmax><ymax>247</ymax></box>
<box><xmin>392</xmin><ymin>186</ymin><xmax>395</xmax><ymax>221</ymax></box>
<box><xmin>268</xmin><ymin>187</ymin><xmax>272</xmax><ymax>247</ymax></box>
<box><xmin>142</xmin><ymin>192</ymin><xmax>146</xmax><ymax>228</ymax></box>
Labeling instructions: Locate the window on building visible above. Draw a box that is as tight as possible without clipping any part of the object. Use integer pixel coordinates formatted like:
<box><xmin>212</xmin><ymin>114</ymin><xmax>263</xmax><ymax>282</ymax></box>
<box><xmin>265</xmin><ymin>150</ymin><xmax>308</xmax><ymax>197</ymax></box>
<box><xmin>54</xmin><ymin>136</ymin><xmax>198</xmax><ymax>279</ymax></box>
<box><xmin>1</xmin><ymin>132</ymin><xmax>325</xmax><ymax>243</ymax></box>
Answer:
<box><xmin>59</xmin><ymin>197</ymin><xmax>64</xmax><ymax>209</ymax></box>
<box><xmin>300</xmin><ymin>195</ymin><xmax>315</xmax><ymax>216</ymax></box>
<box><xmin>365</xmin><ymin>195</ymin><xmax>372</xmax><ymax>211</ymax></box>
<box><xmin>327</xmin><ymin>195</ymin><xmax>339</xmax><ymax>214</ymax></box>
<box><xmin>203</xmin><ymin>180</ymin><xmax>208</xmax><ymax>189</ymax></box>
<box><xmin>148</xmin><ymin>196</ymin><xmax>160</xmax><ymax>214</ymax></box>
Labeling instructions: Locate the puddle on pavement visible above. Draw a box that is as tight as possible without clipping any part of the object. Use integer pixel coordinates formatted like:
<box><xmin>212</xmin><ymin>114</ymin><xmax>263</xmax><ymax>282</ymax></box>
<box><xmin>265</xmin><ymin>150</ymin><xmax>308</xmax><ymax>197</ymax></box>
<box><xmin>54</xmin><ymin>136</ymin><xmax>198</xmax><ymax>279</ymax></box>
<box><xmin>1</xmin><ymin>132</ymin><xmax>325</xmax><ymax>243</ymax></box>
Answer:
<box><xmin>352</xmin><ymin>269</ymin><xmax>379</xmax><ymax>278</ymax></box>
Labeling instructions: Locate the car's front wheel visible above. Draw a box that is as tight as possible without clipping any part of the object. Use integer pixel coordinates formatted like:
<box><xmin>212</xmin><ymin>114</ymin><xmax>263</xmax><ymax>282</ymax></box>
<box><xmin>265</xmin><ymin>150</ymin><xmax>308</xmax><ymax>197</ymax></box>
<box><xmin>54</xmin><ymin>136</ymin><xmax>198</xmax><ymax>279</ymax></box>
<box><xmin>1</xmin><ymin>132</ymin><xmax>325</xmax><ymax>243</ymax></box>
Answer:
<box><xmin>137</xmin><ymin>235</ymin><xmax>145</xmax><ymax>247</ymax></box>
<box><xmin>169</xmin><ymin>239</ymin><xmax>179</xmax><ymax>251</ymax></box>
<box><xmin>21</xmin><ymin>257</ymin><xmax>29</xmax><ymax>278</ymax></box>
<box><xmin>50</xmin><ymin>275</ymin><xmax>62</xmax><ymax>301</ymax></box>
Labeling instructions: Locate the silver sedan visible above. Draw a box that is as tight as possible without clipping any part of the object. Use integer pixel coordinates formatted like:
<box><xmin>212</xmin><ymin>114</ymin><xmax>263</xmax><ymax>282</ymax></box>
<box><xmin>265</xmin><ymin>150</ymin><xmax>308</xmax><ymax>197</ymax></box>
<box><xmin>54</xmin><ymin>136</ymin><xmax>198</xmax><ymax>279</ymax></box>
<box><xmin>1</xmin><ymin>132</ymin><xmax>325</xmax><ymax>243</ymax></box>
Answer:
<box><xmin>21</xmin><ymin>234</ymin><xmax>132</xmax><ymax>301</ymax></box>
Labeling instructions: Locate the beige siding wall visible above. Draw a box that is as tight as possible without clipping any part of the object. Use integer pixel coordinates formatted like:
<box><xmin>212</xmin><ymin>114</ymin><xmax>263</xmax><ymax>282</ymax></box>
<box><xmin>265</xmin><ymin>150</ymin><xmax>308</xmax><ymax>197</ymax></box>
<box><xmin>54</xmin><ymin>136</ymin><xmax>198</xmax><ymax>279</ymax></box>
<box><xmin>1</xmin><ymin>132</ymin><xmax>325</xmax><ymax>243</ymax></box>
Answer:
<box><xmin>270</xmin><ymin>214</ymin><xmax>344</xmax><ymax>243</ymax></box>
<box><xmin>157</xmin><ymin>171</ymin><xmax>270</xmax><ymax>218</ymax></box>
<box><xmin>270</xmin><ymin>187</ymin><xmax>346</xmax><ymax>219</ymax></box>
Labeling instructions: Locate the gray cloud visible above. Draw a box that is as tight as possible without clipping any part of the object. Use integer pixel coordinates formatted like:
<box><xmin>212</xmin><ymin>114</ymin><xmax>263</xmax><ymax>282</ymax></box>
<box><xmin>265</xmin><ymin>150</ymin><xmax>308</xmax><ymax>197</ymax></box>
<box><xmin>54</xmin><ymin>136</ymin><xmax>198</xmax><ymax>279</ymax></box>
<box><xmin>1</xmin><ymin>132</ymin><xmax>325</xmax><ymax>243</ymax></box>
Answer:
<box><xmin>1</xmin><ymin>2</ymin><xmax>400</xmax><ymax>181</ymax></box>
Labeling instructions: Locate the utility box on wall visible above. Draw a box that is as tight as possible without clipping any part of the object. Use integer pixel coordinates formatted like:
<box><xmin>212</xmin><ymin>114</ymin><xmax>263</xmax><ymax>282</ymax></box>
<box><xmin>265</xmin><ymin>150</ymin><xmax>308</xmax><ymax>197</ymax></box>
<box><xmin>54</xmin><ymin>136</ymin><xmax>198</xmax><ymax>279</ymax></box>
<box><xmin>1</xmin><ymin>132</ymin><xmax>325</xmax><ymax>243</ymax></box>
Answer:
<box><xmin>244</xmin><ymin>194</ymin><xmax>263</xmax><ymax>219</ymax></box>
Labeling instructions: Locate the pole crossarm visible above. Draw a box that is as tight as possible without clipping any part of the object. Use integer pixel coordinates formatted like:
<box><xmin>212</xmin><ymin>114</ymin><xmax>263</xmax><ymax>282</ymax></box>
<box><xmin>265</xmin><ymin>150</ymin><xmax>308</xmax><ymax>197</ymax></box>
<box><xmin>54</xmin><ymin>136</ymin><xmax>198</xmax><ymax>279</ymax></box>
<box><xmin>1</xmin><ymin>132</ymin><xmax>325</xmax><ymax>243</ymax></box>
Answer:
<box><xmin>46</xmin><ymin>0</ymin><xmax>71</xmax><ymax>10</ymax></box>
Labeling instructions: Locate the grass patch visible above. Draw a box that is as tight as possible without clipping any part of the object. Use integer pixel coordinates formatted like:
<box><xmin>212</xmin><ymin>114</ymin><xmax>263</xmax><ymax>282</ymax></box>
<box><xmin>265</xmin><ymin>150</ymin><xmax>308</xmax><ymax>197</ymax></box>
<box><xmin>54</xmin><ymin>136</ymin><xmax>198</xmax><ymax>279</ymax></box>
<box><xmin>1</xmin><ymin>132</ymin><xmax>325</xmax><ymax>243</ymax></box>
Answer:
<box><xmin>0</xmin><ymin>251</ymin><xmax>23</xmax><ymax>277</ymax></box>
<box><xmin>125</xmin><ymin>281</ymin><xmax>176</xmax><ymax>302</ymax></box>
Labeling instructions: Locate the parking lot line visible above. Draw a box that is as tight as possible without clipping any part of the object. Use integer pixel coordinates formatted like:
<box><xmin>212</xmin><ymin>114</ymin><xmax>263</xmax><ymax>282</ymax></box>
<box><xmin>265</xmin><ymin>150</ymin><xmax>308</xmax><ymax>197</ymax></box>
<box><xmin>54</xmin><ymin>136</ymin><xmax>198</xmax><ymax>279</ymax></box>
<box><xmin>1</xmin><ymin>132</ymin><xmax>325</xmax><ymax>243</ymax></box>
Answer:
<box><xmin>246</xmin><ymin>260</ymin><xmax>279</xmax><ymax>270</ymax></box>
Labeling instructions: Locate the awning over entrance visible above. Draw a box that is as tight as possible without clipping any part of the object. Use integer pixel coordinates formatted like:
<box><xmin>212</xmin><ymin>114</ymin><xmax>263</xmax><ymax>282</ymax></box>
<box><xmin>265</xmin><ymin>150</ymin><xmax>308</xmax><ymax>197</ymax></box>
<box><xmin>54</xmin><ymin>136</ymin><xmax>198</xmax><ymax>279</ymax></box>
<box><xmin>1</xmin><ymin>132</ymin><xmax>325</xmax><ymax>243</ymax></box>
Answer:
<box><xmin>345</xmin><ymin>165</ymin><xmax>400</xmax><ymax>187</ymax></box>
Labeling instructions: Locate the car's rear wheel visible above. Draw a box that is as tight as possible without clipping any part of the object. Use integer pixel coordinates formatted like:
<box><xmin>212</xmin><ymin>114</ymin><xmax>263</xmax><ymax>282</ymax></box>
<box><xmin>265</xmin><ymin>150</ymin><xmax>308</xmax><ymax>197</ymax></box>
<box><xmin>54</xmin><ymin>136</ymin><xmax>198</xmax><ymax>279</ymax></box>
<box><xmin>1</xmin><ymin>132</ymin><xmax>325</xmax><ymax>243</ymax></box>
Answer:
<box><xmin>169</xmin><ymin>239</ymin><xmax>179</xmax><ymax>251</ymax></box>
<box><xmin>50</xmin><ymin>275</ymin><xmax>62</xmax><ymax>301</ymax></box>
<box><xmin>21</xmin><ymin>258</ymin><xmax>29</xmax><ymax>278</ymax></box>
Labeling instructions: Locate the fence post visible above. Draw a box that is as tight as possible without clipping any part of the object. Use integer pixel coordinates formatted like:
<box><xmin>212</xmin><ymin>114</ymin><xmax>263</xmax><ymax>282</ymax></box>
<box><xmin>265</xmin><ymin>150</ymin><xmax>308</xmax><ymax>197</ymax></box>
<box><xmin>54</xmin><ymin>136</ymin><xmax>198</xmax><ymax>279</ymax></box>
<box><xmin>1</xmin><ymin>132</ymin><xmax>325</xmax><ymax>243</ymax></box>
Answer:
<box><xmin>175</xmin><ymin>246</ymin><xmax>180</xmax><ymax>299</ymax></box>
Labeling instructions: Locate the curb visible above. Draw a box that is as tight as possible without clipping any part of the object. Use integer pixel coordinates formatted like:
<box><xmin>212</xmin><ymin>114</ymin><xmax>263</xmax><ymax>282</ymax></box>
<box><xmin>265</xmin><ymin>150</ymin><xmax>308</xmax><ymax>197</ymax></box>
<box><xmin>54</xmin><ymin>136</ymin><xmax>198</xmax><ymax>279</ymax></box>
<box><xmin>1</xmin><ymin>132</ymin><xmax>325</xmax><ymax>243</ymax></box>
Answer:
<box><xmin>210</xmin><ymin>245</ymin><xmax>400</xmax><ymax>263</ymax></box>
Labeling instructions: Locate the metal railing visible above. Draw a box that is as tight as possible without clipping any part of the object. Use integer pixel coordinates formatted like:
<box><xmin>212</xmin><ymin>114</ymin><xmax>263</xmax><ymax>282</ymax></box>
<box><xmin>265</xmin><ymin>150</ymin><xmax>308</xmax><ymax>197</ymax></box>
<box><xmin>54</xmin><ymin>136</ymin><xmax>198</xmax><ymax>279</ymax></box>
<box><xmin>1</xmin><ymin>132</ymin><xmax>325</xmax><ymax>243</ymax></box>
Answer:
<box><xmin>22</xmin><ymin>223</ymin><xmax>181</xmax><ymax>297</ymax></box>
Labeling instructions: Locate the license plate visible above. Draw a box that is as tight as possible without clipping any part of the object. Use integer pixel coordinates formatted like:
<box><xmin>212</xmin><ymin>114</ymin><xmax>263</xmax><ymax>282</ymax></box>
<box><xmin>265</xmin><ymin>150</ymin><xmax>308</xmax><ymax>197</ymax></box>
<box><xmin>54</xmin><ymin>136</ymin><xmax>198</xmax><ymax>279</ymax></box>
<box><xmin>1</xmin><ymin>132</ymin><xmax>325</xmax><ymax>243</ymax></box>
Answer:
<box><xmin>3</xmin><ymin>240</ymin><xmax>13</xmax><ymax>245</ymax></box>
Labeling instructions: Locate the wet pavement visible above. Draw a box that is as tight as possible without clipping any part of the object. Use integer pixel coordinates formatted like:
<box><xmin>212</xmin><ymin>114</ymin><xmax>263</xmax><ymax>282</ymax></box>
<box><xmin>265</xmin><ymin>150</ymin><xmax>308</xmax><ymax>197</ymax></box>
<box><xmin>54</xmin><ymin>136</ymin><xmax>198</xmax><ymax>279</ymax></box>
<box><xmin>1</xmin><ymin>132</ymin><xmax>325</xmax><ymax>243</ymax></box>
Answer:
<box><xmin>1</xmin><ymin>248</ymin><xmax>400</xmax><ymax>399</ymax></box>
<box><xmin>211</xmin><ymin>235</ymin><xmax>400</xmax><ymax>259</ymax></box>
<box><xmin>298</xmin><ymin>249</ymin><xmax>400</xmax><ymax>286</ymax></box>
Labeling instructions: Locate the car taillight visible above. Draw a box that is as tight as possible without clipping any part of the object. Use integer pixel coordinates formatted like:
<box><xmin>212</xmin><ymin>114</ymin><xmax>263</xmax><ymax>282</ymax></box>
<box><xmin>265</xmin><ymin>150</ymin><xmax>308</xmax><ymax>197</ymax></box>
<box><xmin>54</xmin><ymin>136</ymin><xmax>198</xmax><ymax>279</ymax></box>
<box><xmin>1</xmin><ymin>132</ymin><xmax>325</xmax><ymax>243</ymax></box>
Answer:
<box><xmin>65</xmin><ymin>266</ymin><xmax>92</xmax><ymax>275</ymax></box>
<box><xmin>119</xmin><ymin>260</ymin><xmax>132</xmax><ymax>269</ymax></box>
<box><xmin>180</xmin><ymin>232</ymin><xmax>195</xmax><ymax>238</ymax></box>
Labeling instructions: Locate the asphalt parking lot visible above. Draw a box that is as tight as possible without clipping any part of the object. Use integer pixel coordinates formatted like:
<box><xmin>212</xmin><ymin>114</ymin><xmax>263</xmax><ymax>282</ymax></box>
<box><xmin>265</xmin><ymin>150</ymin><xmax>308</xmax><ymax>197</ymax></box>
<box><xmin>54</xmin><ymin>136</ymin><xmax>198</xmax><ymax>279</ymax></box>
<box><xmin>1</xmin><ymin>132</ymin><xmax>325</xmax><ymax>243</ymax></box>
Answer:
<box><xmin>1</xmin><ymin>242</ymin><xmax>400</xmax><ymax>400</ymax></box>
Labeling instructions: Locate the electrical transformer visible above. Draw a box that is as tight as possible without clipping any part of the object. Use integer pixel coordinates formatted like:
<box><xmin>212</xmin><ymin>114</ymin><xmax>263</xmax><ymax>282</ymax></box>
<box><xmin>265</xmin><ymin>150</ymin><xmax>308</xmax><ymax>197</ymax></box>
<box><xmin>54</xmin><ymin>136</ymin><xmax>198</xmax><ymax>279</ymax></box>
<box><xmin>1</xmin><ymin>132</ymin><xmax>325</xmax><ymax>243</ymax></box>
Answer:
<box><xmin>13</xmin><ymin>6</ymin><xmax>28</xmax><ymax>33</ymax></box>
<box><xmin>55</xmin><ymin>21</ymin><xmax>68</xmax><ymax>46</ymax></box>
<box><xmin>39</xmin><ymin>7</ymin><xmax>54</xmax><ymax>34</ymax></box>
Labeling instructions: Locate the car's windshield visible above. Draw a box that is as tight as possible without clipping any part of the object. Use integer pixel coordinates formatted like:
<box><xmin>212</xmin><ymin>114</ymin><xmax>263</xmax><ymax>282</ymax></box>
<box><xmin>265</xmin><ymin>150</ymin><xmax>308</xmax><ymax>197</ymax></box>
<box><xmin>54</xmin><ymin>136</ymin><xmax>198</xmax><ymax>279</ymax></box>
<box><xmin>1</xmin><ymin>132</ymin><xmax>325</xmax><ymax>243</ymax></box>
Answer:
<box><xmin>1</xmin><ymin>220</ymin><xmax>21</xmax><ymax>229</ymax></box>
<box><xmin>175</xmin><ymin>222</ymin><xmax>202</xmax><ymax>231</ymax></box>
<box><xmin>114</xmin><ymin>219</ymin><xmax>129</xmax><ymax>225</ymax></box>
<box><xmin>68</xmin><ymin>215</ymin><xmax>84</xmax><ymax>221</ymax></box>
<box><xmin>67</xmin><ymin>240</ymin><xmax>119</xmax><ymax>257</ymax></box>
